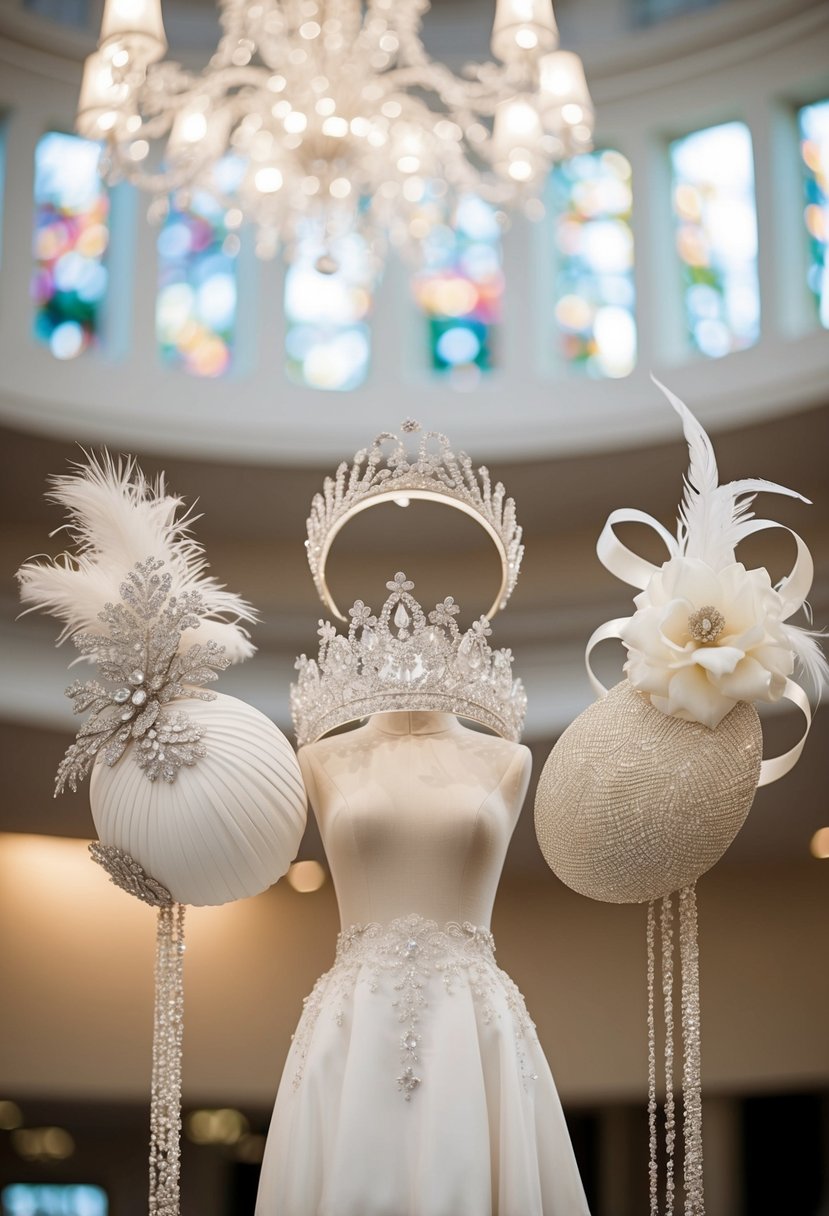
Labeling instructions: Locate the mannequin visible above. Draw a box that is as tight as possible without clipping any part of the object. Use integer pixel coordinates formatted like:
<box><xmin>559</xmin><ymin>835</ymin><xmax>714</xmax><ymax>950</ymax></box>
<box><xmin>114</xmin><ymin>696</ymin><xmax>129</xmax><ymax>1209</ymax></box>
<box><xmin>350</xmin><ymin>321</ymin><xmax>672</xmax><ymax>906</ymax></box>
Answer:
<box><xmin>298</xmin><ymin>711</ymin><xmax>531</xmax><ymax>928</ymax></box>
<box><xmin>255</xmin><ymin>711</ymin><xmax>591</xmax><ymax>1215</ymax></box>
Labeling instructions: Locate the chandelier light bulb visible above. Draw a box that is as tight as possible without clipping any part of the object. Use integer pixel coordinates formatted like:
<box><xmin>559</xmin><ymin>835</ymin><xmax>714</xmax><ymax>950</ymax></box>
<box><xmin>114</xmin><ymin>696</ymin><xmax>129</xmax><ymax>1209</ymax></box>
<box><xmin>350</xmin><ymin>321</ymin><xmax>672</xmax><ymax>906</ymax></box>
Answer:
<box><xmin>76</xmin><ymin>51</ymin><xmax>129</xmax><ymax>137</ymax></box>
<box><xmin>99</xmin><ymin>0</ymin><xmax>167</xmax><ymax>61</ymax></box>
<box><xmin>283</xmin><ymin>110</ymin><xmax>308</xmax><ymax>133</ymax></box>
<box><xmin>179</xmin><ymin>111</ymin><xmax>208</xmax><ymax>144</ymax></box>
<box><xmin>77</xmin><ymin>0</ymin><xmax>592</xmax><ymax>265</ymax></box>
<box><xmin>539</xmin><ymin>50</ymin><xmax>594</xmax><ymax>134</ymax></box>
<box><xmin>491</xmin><ymin>0</ymin><xmax>558</xmax><ymax>62</ymax></box>
<box><xmin>322</xmin><ymin>115</ymin><xmax>349</xmax><ymax>138</ymax></box>
<box><xmin>492</xmin><ymin>97</ymin><xmax>543</xmax><ymax>172</ymax></box>
<box><xmin>254</xmin><ymin>166</ymin><xmax>284</xmax><ymax>193</ymax></box>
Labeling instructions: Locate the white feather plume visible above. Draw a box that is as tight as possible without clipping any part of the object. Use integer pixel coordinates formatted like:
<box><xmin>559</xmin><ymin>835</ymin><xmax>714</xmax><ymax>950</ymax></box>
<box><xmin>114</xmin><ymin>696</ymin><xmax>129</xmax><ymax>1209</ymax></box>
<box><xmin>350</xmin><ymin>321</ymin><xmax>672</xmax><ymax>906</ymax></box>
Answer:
<box><xmin>653</xmin><ymin>376</ymin><xmax>809</xmax><ymax>570</ymax></box>
<box><xmin>780</xmin><ymin>622</ymin><xmax>829</xmax><ymax>699</ymax></box>
<box><xmin>653</xmin><ymin>376</ymin><xmax>826</xmax><ymax>698</ymax></box>
<box><xmin>17</xmin><ymin>451</ymin><xmax>257</xmax><ymax>663</ymax></box>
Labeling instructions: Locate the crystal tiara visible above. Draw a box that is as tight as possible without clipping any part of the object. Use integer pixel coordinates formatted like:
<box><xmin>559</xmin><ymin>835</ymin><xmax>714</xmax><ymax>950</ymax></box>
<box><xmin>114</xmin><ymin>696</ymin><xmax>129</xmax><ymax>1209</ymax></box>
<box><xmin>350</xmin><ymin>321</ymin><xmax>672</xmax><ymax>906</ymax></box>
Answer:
<box><xmin>291</xmin><ymin>573</ymin><xmax>527</xmax><ymax>747</ymax></box>
<box><xmin>305</xmin><ymin>421</ymin><xmax>524</xmax><ymax>623</ymax></box>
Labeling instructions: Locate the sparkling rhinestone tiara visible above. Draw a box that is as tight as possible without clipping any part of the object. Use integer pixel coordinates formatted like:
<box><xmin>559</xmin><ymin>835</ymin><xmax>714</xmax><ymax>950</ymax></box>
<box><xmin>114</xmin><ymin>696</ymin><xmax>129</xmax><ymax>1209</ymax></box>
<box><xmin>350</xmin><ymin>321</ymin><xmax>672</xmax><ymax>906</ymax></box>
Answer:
<box><xmin>291</xmin><ymin>573</ymin><xmax>527</xmax><ymax>746</ymax></box>
<box><xmin>305</xmin><ymin>421</ymin><xmax>524</xmax><ymax>623</ymax></box>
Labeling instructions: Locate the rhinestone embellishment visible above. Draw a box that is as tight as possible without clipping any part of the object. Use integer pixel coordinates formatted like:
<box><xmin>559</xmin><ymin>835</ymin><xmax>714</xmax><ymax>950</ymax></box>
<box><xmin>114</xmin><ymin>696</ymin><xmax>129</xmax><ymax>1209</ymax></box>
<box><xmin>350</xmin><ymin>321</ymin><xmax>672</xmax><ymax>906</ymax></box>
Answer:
<box><xmin>88</xmin><ymin>842</ymin><xmax>173</xmax><ymax>907</ymax></box>
<box><xmin>55</xmin><ymin>557</ymin><xmax>229</xmax><ymax>793</ymax></box>
<box><xmin>687</xmin><ymin>605</ymin><xmax>726</xmax><ymax>644</ymax></box>
<box><xmin>290</xmin><ymin>914</ymin><xmax>537</xmax><ymax>1101</ymax></box>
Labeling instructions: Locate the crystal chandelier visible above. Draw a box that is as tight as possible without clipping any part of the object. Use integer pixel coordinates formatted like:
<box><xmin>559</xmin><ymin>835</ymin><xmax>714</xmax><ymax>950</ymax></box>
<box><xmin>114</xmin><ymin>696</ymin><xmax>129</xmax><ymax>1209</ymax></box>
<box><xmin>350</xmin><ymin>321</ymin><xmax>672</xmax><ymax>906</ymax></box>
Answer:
<box><xmin>77</xmin><ymin>0</ymin><xmax>594</xmax><ymax>262</ymax></box>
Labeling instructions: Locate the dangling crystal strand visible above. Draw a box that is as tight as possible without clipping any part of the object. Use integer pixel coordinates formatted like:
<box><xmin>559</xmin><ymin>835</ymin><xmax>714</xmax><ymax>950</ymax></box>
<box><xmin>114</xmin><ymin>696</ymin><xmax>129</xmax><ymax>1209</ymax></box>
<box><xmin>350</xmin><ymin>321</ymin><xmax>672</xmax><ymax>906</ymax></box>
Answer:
<box><xmin>679</xmin><ymin>884</ymin><xmax>705</xmax><ymax>1216</ymax></box>
<box><xmin>647</xmin><ymin>901</ymin><xmax>659</xmax><ymax>1216</ymax></box>
<box><xmin>149</xmin><ymin>903</ymin><xmax>185</xmax><ymax>1216</ymax></box>
<box><xmin>661</xmin><ymin>895</ymin><xmax>676</xmax><ymax>1214</ymax></box>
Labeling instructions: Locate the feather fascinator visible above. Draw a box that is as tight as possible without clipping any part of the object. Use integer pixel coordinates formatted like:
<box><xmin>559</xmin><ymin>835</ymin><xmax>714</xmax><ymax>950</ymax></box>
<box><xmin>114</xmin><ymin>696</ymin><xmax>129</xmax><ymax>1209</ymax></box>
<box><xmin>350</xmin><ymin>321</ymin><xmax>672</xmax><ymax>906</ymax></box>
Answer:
<box><xmin>587</xmin><ymin>377</ymin><xmax>825</xmax><ymax>777</ymax></box>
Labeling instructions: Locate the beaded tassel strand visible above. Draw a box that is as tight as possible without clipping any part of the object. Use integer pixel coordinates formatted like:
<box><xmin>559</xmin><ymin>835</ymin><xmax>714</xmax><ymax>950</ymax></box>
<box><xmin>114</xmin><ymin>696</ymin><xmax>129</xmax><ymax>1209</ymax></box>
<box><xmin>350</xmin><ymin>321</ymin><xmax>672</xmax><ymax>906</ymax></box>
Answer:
<box><xmin>149</xmin><ymin>902</ymin><xmax>185</xmax><ymax>1216</ymax></box>
<box><xmin>646</xmin><ymin>884</ymin><xmax>704</xmax><ymax>1216</ymax></box>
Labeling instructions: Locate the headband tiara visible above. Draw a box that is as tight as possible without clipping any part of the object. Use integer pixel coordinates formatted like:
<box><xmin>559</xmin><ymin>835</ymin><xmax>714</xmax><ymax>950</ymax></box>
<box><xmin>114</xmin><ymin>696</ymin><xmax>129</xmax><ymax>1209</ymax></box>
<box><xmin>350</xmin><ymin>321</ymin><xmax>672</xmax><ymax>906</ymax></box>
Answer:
<box><xmin>305</xmin><ymin>421</ymin><xmax>523</xmax><ymax>622</ymax></box>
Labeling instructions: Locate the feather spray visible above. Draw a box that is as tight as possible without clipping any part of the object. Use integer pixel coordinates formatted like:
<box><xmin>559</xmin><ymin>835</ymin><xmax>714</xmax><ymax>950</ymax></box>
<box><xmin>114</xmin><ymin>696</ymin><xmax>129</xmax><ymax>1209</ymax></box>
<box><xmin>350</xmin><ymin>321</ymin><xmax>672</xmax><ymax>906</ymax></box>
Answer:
<box><xmin>654</xmin><ymin>376</ymin><xmax>827</xmax><ymax>697</ymax></box>
<box><xmin>17</xmin><ymin>450</ymin><xmax>257</xmax><ymax>663</ymax></box>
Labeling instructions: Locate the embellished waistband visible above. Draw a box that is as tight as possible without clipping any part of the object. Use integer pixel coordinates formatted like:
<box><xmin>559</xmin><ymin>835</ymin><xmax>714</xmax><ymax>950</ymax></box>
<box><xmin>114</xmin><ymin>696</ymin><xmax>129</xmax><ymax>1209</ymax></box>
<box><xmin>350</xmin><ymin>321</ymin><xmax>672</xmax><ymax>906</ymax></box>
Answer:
<box><xmin>334</xmin><ymin>913</ymin><xmax>496</xmax><ymax>966</ymax></box>
<box><xmin>293</xmin><ymin>911</ymin><xmax>534</xmax><ymax>1101</ymax></box>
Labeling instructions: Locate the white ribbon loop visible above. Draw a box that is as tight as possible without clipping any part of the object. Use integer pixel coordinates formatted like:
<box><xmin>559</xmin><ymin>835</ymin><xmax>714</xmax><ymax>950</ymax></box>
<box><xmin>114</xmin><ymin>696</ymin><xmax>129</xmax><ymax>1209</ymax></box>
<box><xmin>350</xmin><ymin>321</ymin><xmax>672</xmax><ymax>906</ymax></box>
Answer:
<box><xmin>758</xmin><ymin>679</ymin><xmax>813</xmax><ymax>786</ymax></box>
<box><xmin>585</xmin><ymin>618</ymin><xmax>632</xmax><ymax>700</ymax></box>
<box><xmin>596</xmin><ymin>509</ymin><xmax>678</xmax><ymax>592</ymax></box>
<box><xmin>736</xmin><ymin>520</ymin><xmax>814</xmax><ymax>621</ymax></box>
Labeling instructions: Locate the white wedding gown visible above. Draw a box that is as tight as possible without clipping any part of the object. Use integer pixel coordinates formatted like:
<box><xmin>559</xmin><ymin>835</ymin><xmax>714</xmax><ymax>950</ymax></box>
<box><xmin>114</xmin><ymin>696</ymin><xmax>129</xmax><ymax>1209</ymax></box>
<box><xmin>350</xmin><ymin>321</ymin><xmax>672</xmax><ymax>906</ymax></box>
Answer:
<box><xmin>255</xmin><ymin>712</ymin><xmax>591</xmax><ymax>1216</ymax></box>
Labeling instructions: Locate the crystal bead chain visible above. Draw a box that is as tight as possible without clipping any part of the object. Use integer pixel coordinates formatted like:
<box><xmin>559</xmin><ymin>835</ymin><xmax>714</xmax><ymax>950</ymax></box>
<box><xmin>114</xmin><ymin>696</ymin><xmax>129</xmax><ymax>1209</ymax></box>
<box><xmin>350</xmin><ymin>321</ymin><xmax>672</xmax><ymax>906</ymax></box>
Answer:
<box><xmin>647</xmin><ymin>887</ymin><xmax>704</xmax><ymax>1216</ymax></box>
<box><xmin>647</xmin><ymin>900</ymin><xmax>658</xmax><ymax>1216</ymax></box>
<box><xmin>680</xmin><ymin>884</ymin><xmax>704</xmax><ymax>1216</ymax></box>
<box><xmin>149</xmin><ymin>903</ymin><xmax>185</xmax><ymax>1216</ymax></box>
<box><xmin>661</xmin><ymin>895</ymin><xmax>676</xmax><ymax>1214</ymax></box>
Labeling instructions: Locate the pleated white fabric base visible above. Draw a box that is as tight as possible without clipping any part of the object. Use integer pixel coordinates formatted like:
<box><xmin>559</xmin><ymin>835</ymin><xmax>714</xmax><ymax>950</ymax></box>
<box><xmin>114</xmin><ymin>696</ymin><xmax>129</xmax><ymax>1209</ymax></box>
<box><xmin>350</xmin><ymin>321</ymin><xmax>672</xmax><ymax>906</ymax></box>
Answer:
<box><xmin>89</xmin><ymin>693</ymin><xmax>306</xmax><ymax>906</ymax></box>
<box><xmin>256</xmin><ymin>918</ymin><xmax>591</xmax><ymax>1216</ymax></box>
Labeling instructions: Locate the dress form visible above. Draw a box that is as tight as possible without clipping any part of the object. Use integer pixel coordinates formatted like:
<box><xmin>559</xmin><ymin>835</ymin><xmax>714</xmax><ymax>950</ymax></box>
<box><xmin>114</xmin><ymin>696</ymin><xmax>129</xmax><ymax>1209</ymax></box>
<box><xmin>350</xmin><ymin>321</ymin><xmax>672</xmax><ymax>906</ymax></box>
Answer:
<box><xmin>298</xmin><ymin>711</ymin><xmax>532</xmax><ymax>929</ymax></box>
<box><xmin>256</xmin><ymin>711</ymin><xmax>591</xmax><ymax>1215</ymax></box>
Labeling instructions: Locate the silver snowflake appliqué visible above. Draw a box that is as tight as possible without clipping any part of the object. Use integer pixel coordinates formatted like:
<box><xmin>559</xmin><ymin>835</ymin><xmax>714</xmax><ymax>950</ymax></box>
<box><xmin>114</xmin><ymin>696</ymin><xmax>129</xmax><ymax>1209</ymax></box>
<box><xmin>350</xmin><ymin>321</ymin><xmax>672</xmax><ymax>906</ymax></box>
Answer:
<box><xmin>55</xmin><ymin>557</ymin><xmax>229</xmax><ymax>794</ymax></box>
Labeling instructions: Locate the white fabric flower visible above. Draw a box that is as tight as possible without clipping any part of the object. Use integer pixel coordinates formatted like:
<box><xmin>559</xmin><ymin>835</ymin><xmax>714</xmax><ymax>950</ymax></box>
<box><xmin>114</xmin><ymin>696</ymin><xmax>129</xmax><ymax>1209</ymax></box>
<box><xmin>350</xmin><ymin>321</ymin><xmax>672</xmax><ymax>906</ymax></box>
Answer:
<box><xmin>619</xmin><ymin>557</ymin><xmax>793</xmax><ymax>729</ymax></box>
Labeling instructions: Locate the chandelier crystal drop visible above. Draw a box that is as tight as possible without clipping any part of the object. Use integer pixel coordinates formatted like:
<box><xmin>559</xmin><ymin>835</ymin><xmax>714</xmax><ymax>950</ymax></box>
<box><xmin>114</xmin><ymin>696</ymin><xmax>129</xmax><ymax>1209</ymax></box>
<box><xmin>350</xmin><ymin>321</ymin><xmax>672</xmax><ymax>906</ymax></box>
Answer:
<box><xmin>77</xmin><ymin>0</ymin><xmax>594</xmax><ymax>262</ymax></box>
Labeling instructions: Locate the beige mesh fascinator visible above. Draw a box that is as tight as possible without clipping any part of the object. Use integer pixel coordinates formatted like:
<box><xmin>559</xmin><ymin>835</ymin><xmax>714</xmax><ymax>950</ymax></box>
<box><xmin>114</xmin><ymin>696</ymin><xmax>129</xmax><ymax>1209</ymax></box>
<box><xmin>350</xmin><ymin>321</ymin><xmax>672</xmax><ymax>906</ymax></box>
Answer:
<box><xmin>535</xmin><ymin>379</ymin><xmax>825</xmax><ymax>1215</ymax></box>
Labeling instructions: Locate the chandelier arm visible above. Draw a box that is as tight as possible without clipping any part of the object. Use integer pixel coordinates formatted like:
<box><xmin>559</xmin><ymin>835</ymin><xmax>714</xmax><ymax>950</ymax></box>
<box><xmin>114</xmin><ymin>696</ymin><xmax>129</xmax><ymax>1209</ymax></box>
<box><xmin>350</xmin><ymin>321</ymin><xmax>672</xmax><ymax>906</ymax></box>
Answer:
<box><xmin>103</xmin><ymin>148</ymin><xmax>205</xmax><ymax>196</ymax></box>
<box><xmin>138</xmin><ymin>62</ymin><xmax>275</xmax><ymax>106</ymax></box>
<box><xmin>383</xmin><ymin>62</ymin><xmax>519</xmax><ymax>116</ymax></box>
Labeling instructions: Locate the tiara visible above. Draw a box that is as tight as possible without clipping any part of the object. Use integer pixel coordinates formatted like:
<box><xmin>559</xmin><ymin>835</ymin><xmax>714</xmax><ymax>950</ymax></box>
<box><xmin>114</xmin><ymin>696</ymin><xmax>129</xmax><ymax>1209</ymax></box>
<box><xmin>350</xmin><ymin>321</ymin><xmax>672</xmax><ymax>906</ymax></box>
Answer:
<box><xmin>305</xmin><ymin>421</ymin><xmax>524</xmax><ymax>623</ymax></box>
<box><xmin>291</xmin><ymin>572</ymin><xmax>527</xmax><ymax>746</ymax></box>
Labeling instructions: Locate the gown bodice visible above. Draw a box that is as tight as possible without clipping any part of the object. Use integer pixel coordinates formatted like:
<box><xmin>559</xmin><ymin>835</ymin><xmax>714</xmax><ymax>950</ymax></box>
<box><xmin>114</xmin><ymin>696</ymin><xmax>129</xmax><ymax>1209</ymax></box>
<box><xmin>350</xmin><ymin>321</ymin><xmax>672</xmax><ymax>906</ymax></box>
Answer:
<box><xmin>297</xmin><ymin>711</ymin><xmax>532</xmax><ymax>929</ymax></box>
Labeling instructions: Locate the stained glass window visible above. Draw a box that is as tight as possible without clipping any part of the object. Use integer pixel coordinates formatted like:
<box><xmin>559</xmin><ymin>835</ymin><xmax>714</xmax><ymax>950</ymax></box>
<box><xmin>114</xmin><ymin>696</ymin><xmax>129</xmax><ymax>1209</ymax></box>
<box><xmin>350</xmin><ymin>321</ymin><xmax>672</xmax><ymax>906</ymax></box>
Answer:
<box><xmin>413</xmin><ymin>194</ymin><xmax>503</xmax><ymax>378</ymax></box>
<box><xmin>2</xmin><ymin>1184</ymin><xmax>108</xmax><ymax>1216</ymax></box>
<box><xmin>797</xmin><ymin>99</ymin><xmax>829</xmax><ymax>329</ymax></box>
<box><xmin>284</xmin><ymin>230</ymin><xmax>374</xmax><ymax>390</ymax></box>
<box><xmin>548</xmin><ymin>149</ymin><xmax>636</xmax><ymax>378</ymax></box>
<box><xmin>670</xmin><ymin>121</ymin><xmax>760</xmax><ymax>358</ymax></box>
<box><xmin>32</xmin><ymin>131</ymin><xmax>109</xmax><ymax>360</ymax></box>
<box><xmin>156</xmin><ymin>161</ymin><xmax>241</xmax><ymax>378</ymax></box>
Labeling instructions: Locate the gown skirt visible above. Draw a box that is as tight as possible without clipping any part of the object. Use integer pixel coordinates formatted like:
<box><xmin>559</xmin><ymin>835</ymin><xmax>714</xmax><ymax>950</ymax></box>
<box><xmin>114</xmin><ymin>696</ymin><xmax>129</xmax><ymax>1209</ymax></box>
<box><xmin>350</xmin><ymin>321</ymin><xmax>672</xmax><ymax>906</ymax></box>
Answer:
<box><xmin>255</xmin><ymin>913</ymin><xmax>591</xmax><ymax>1216</ymax></box>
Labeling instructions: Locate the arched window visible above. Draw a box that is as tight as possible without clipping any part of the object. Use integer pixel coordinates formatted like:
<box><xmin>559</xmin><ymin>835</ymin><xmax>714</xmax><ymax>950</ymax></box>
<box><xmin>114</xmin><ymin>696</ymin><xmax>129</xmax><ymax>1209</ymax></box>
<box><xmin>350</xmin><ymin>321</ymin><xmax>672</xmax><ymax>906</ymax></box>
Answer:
<box><xmin>413</xmin><ymin>195</ymin><xmax>503</xmax><ymax>380</ymax></box>
<box><xmin>547</xmin><ymin>149</ymin><xmax>636</xmax><ymax>378</ymax></box>
<box><xmin>669</xmin><ymin>120</ymin><xmax>760</xmax><ymax>358</ymax></box>
<box><xmin>156</xmin><ymin>170</ymin><xmax>240</xmax><ymax>378</ymax></box>
<box><xmin>32</xmin><ymin>131</ymin><xmax>109</xmax><ymax>359</ymax></box>
<box><xmin>284</xmin><ymin>230</ymin><xmax>374</xmax><ymax>391</ymax></box>
<box><xmin>797</xmin><ymin>99</ymin><xmax>829</xmax><ymax>329</ymax></box>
